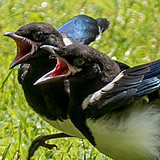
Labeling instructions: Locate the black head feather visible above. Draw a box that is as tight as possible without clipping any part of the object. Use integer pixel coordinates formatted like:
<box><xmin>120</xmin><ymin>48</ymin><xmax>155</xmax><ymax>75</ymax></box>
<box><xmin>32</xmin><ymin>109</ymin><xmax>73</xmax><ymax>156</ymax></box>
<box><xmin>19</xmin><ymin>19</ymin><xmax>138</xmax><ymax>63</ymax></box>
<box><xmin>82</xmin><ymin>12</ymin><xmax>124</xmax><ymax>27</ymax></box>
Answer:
<box><xmin>36</xmin><ymin>44</ymin><xmax>121</xmax><ymax>94</ymax></box>
<box><xmin>56</xmin><ymin>44</ymin><xmax>121</xmax><ymax>83</ymax></box>
<box><xmin>16</xmin><ymin>22</ymin><xmax>64</xmax><ymax>47</ymax></box>
<box><xmin>4</xmin><ymin>22</ymin><xmax>65</xmax><ymax>68</ymax></box>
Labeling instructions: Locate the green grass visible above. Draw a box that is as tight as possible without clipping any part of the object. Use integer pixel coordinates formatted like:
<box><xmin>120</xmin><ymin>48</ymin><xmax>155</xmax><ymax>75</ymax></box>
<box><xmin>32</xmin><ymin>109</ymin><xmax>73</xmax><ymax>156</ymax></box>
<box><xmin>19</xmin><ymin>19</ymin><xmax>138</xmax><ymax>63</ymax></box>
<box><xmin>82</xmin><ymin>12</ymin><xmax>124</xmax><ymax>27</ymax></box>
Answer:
<box><xmin>1</xmin><ymin>0</ymin><xmax>160</xmax><ymax>159</ymax></box>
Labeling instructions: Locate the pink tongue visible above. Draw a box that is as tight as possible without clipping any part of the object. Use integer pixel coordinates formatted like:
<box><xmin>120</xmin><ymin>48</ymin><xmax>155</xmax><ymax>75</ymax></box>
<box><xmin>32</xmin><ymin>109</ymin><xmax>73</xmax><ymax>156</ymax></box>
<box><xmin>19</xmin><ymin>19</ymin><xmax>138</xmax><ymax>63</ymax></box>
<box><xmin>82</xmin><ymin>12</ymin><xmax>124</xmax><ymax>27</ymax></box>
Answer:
<box><xmin>51</xmin><ymin>58</ymin><xmax>69</xmax><ymax>76</ymax></box>
<box><xmin>10</xmin><ymin>38</ymin><xmax>32</xmax><ymax>69</ymax></box>
<box><xmin>33</xmin><ymin>57</ymin><xmax>70</xmax><ymax>85</ymax></box>
<box><xmin>16</xmin><ymin>39</ymin><xmax>32</xmax><ymax>57</ymax></box>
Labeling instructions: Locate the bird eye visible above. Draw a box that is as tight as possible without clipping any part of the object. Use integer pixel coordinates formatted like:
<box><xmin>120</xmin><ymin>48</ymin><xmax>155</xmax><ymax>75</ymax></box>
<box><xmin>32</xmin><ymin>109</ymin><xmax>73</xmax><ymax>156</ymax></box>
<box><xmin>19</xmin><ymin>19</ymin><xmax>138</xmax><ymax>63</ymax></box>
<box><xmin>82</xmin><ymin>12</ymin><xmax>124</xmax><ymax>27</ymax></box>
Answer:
<box><xmin>32</xmin><ymin>31</ymin><xmax>45</xmax><ymax>41</ymax></box>
<box><xmin>73</xmin><ymin>57</ymin><xmax>86</xmax><ymax>67</ymax></box>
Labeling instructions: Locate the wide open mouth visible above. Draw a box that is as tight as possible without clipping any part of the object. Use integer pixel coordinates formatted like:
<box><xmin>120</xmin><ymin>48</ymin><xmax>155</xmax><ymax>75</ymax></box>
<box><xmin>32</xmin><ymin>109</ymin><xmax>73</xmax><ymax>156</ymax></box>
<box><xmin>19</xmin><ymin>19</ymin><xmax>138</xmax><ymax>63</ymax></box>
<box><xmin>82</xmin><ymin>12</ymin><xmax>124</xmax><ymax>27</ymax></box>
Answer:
<box><xmin>4</xmin><ymin>32</ymin><xmax>37</xmax><ymax>69</ymax></box>
<box><xmin>34</xmin><ymin>45</ymin><xmax>81</xmax><ymax>85</ymax></box>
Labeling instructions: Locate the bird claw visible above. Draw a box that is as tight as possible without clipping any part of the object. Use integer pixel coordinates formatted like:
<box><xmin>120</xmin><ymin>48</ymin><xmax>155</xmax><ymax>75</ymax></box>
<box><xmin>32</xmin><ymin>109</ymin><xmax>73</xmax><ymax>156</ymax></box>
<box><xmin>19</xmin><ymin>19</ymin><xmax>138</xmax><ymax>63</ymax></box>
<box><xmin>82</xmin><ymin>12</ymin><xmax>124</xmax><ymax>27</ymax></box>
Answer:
<box><xmin>27</xmin><ymin>133</ymin><xmax>72</xmax><ymax>160</ymax></box>
<box><xmin>27</xmin><ymin>136</ymin><xmax>57</xmax><ymax>160</ymax></box>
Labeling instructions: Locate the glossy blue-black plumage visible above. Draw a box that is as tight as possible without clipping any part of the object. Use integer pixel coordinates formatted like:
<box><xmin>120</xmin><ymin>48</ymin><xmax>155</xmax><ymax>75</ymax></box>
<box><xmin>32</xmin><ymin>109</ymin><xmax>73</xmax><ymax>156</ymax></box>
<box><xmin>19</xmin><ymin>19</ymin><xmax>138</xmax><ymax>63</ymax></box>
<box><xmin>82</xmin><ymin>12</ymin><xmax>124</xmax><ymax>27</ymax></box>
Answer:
<box><xmin>144</xmin><ymin>59</ymin><xmax>160</xmax><ymax>79</ymax></box>
<box><xmin>57</xmin><ymin>15</ymin><xmax>109</xmax><ymax>45</ymax></box>
<box><xmin>86</xmin><ymin>60</ymin><xmax>160</xmax><ymax>117</ymax></box>
<box><xmin>136</xmin><ymin>77</ymin><xmax>160</xmax><ymax>98</ymax></box>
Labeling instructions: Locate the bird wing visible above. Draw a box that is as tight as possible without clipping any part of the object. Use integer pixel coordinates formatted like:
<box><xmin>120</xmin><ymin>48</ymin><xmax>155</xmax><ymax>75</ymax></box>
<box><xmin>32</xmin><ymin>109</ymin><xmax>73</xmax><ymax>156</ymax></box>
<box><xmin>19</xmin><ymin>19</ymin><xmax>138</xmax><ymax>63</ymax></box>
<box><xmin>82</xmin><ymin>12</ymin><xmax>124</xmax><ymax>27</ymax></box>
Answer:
<box><xmin>83</xmin><ymin>60</ymin><xmax>160</xmax><ymax>118</ymax></box>
<box><xmin>57</xmin><ymin>15</ymin><xmax>109</xmax><ymax>45</ymax></box>
<box><xmin>57</xmin><ymin>15</ymin><xmax>129</xmax><ymax>69</ymax></box>
<box><xmin>143</xmin><ymin>59</ymin><xmax>160</xmax><ymax>79</ymax></box>
<box><xmin>114</xmin><ymin>60</ymin><xmax>130</xmax><ymax>70</ymax></box>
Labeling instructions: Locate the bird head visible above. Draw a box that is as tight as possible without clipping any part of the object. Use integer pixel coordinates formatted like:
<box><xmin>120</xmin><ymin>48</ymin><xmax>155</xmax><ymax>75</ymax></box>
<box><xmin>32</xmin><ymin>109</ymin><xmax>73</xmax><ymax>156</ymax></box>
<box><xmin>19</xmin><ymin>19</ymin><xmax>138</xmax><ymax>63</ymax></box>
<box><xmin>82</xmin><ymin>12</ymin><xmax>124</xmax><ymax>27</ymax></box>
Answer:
<box><xmin>34</xmin><ymin>44</ymin><xmax>120</xmax><ymax>85</ymax></box>
<box><xmin>4</xmin><ymin>22</ymin><xmax>64</xmax><ymax>69</ymax></box>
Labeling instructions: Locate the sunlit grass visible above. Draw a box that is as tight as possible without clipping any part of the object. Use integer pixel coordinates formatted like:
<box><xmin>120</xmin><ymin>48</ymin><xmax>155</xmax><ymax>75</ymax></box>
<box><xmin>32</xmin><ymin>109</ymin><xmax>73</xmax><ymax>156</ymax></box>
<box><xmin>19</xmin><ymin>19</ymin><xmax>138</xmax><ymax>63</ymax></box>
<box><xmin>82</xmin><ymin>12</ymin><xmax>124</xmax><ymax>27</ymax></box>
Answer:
<box><xmin>1</xmin><ymin>0</ymin><xmax>160</xmax><ymax>159</ymax></box>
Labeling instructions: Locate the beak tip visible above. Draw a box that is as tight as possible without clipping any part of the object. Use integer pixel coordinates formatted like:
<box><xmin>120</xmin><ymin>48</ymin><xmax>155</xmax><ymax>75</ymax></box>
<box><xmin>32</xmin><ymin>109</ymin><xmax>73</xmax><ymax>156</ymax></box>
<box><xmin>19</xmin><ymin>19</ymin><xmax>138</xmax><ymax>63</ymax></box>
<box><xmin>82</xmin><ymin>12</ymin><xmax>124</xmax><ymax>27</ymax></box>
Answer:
<box><xmin>9</xmin><ymin>64</ymin><xmax>14</xmax><ymax>70</ymax></box>
<box><xmin>3</xmin><ymin>32</ymin><xmax>8</xmax><ymax>36</ymax></box>
<box><xmin>40</xmin><ymin>45</ymin><xmax>52</xmax><ymax>51</ymax></box>
<box><xmin>9</xmin><ymin>65</ymin><xmax>13</xmax><ymax>70</ymax></box>
<box><xmin>9</xmin><ymin>59</ymin><xmax>17</xmax><ymax>69</ymax></box>
<box><xmin>40</xmin><ymin>45</ymin><xmax>59</xmax><ymax>53</ymax></box>
<box><xmin>3</xmin><ymin>32</ymin><xmax>13</xmax><ymax>37</ymax></box>
<box><xmin>33</xmin><ymin>79</ymin><xmax>43</xmax><ymax>86</ymax></box>
<box><xmin>33</xmin><ymin>82</ymin><xmax>38</xmax><ymax>85</ymax></box>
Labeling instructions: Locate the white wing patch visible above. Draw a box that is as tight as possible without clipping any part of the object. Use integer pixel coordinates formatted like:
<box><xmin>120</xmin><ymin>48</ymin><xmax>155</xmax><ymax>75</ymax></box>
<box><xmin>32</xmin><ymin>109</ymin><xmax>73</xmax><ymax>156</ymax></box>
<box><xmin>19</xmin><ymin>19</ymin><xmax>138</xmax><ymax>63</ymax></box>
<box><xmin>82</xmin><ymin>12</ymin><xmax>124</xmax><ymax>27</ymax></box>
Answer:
<box><xmin>89</xmin><ymin>71</ymin><xmax>124</xmax><ymax>103</ymax></box>
<box><xmin>82</xmin><ymin>71</ymin><xmax>124</xmax><ymax>110</ymax></box>
<box><xmin>95</xmin><ymin>26</ymin><xmax>102</xmax><ymax>41</ymax></box>
<box><xmin>63</xmin><ymin>37</ymin><xmax>73</xmax><ymax>46</ymax></box>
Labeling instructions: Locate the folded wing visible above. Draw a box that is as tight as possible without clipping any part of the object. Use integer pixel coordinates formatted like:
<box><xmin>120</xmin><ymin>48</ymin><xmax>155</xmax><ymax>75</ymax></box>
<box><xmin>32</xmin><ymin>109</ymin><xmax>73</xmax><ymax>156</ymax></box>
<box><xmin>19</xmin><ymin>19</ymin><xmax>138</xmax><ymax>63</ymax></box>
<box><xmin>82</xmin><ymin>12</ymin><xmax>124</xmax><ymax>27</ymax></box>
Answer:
<box><xmin>83</xmin><ymin>60</ymin><xmax>160</xmax><ymax>118</ymax></box>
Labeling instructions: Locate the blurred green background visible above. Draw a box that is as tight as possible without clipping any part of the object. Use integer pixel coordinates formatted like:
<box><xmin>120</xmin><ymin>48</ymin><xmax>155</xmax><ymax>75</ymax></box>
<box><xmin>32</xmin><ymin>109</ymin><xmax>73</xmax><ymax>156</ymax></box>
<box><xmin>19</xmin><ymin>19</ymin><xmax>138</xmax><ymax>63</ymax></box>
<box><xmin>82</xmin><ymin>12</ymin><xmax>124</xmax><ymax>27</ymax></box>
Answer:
<box><xmin>1</xmin><ymin>0</ymin><xmax>160</xmax><ymax>159</ymax></box>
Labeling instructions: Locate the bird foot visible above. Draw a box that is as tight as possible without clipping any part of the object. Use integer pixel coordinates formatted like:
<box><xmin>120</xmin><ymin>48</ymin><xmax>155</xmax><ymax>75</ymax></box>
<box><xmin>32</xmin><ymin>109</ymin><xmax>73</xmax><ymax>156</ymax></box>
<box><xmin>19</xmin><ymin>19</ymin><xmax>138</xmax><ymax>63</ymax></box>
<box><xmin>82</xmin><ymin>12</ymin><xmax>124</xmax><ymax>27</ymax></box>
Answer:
<box><xmin>27</xmin><ymin>133</ymin><xmax>72</xmax><ymax>160</ymax></box>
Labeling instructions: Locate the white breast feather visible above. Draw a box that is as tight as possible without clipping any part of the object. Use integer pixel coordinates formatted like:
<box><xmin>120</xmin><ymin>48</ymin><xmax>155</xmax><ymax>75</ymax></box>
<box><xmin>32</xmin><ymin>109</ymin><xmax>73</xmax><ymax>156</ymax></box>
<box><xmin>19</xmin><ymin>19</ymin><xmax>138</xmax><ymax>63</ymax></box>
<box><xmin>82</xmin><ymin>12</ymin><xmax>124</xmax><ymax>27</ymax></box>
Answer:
<box><xmin>41</xmin><ymin>116</ymin><xmax>84</xmax><ymax>139</ymax></box>
<box><xmin>87</xmin><ymin>105</ymin><xmax>160</xmax><ymax>160</ymax></box>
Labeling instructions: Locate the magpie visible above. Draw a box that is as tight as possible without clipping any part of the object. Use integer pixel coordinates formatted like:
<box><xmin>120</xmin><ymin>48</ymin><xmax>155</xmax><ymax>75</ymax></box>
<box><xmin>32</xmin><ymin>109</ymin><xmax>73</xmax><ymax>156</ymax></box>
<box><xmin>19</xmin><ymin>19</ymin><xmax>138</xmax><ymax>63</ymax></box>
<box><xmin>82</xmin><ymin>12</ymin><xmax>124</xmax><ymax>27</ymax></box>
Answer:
<box><xmin>4</xmin><ymin>15</ymin><xmax>111</xmax><ymax>159</ymax></box>
<box><xmin>37</xmin><ymin>43</ymin><xmax>160</xmax><ymax>160</ymax></box>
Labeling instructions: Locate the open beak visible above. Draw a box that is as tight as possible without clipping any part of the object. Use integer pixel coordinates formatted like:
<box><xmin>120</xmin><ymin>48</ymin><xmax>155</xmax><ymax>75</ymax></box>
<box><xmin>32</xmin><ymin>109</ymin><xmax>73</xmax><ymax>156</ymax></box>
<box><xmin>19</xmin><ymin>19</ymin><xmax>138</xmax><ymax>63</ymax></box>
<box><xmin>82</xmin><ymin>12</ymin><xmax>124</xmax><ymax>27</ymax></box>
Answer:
<box><xmin>34</xmin><ymin>45</ymin><xmax>81</xmax><ymax>85</ymax></box>
<box><xmin>4</xmin><ymin>32</ymin><xmax>38</xmax><ymax>69</ymax></box>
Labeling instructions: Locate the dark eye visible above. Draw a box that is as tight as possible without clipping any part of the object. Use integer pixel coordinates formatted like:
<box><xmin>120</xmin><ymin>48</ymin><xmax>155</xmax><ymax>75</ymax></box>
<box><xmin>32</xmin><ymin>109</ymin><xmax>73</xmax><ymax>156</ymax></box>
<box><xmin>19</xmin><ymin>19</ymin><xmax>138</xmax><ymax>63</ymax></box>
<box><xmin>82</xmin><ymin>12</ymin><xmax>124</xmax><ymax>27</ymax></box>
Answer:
<box><xmin>73</xmin><ymin>57</ymin><xmax>86</xmax><ymax>67</ymax></box>
<box><xmin>32</xmin><ymin>31</ymin><xmax>45</xmax><ymax>41</ymax></box>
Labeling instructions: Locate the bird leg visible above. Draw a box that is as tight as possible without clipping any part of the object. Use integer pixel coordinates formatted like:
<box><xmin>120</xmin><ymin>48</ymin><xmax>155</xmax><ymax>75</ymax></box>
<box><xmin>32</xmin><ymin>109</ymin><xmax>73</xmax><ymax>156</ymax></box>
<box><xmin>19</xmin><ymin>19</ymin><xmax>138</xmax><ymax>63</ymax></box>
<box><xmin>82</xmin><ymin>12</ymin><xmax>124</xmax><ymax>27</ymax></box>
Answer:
<box><xmin>27</xmin><ymin>133</ymin><xmax>73</xmax><ymax>160</ymax></box>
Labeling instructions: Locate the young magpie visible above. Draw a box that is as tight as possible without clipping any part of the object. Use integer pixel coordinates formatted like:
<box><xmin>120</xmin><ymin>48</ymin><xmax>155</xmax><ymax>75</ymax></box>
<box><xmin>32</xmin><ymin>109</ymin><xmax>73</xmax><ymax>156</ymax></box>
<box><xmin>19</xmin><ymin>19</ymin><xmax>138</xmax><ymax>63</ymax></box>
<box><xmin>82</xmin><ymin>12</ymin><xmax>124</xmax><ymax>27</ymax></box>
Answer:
<box><xmin>37</xmin><ymin>44</ymin><xmax>160</xmax><ymax>160</ymax></box>
<box><xmin>4</xmin><ymin>15</ymin><xmax>110</xmax><ymax>159</ymax></box>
